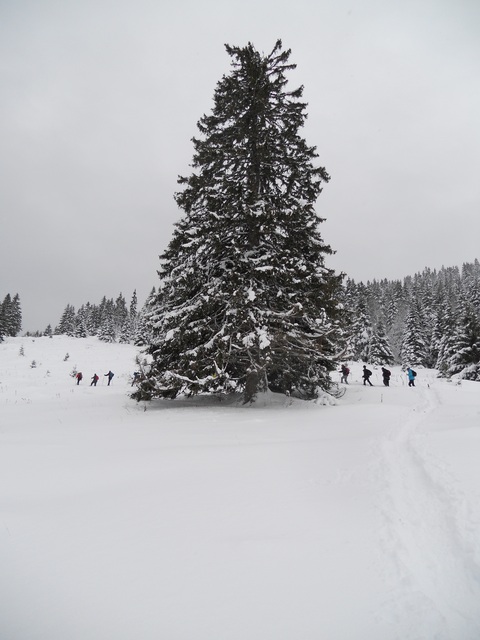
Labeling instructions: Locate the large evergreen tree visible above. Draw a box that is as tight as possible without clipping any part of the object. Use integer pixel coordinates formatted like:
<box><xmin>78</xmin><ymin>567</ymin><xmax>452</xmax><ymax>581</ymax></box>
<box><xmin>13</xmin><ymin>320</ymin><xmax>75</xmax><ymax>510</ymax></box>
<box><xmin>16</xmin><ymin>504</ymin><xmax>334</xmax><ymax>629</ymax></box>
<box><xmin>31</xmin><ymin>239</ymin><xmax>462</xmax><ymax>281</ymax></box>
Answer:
<box><xmin>135</xmin><ymin>41</ymin><xmax>345</xmax><ymax>402</ymax></box>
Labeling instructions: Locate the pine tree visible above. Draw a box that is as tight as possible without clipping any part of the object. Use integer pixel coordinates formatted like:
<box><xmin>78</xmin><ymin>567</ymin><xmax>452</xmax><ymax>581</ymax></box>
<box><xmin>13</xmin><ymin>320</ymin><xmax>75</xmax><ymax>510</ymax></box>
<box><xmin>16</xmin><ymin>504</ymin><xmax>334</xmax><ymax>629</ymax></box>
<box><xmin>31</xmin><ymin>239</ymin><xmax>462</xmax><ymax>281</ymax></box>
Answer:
<box><xmin>1</xmin><ymin>293</ymin><xmax>22</xmax><ymax>337</ymax></box>
<box><xmin>10</xmin><ymin>294</ymin><xmax>22</xmax><ymax>336</ymax></box>
<box><xmin>135</xmin><ymin>41</ymin><xmax>344</xmax><ymax>402</ymax></box>
<box><xmin>98</xmin><ymin>298</ymin><xmax>116</xmax><ymax>342</ymax></box>
<box><xmin>87</xmin><ymin>303</ymin><xmax>101</xmax><ymax>336</ymax></box>
<box><xmin>55</xmin><ymin>304</ymin><xmax>76</xmax><ymax>336</ymax></box>
<box><xmin>369</xmin><ymin>320</ymin><xmax>394</xmax><ymax>365</ymax></box>
<box><xmin>1</xmin><ymin>294</ymin><xmax>12</xmax><ymax>337</ymax></box>
<box><xmin>436</xmin><ymin>311</ymin><xmax>459</xmax><ymax>377</ymax></box>
<box><xmin>114</xmin><ymin>293</ymin><xmax>128</xmax><ymax>338</ymax></box>
<box><xmin>400</xmin><ymin>298</ymin><xmax>429</xmax><ymax>367</ymax></box>
<box><xmin>97</xmin><ymin>315</ymin><xmax>116</xmax><ymax>343</ymax></box>
<box><xmin>349</xmin><ymin>289</ymin><xmax>373</xmax><ymax>362</ymax></box>
<box><xmin>119</xmin><ymin>317</ymin><xmax>132</xmax><ymax>343</ymax></box>
<box><xmin>134</xmin><ymin>287</ymin><xmax>157</xmax><ymax>346</ymax></box>
<box><xmin>75</xmin><ymin>305</ymin><xmax>89</xmax><ymax>338</ymax></box>
<box><xmin>129</xmin><ymin>290</ymin><xmax>138</xmax><ymax>337</ymax></box>
<box><xmin>446</xmin><ymin>303</ymin><xmax>480</xmax><ymax>379</ymax></box>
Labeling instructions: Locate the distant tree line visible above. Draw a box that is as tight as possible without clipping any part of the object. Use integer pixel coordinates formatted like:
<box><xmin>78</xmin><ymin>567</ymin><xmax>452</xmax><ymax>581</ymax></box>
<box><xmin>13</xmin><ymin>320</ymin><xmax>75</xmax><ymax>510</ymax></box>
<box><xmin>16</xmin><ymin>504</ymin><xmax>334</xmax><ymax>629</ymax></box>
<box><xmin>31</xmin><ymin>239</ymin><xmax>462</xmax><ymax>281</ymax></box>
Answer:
<box><xmin>20</xmin><ymin>257</ymin><xmax>480</xmax><ymax>387</ymax></box>
<box><xmin>342</xmin><ymin>259</ymin><xmax>480</xmax><ymax>380</ymax></box>
<box><xmin>51</xmin><ymin>290</ymin><xmax>147</xmax><ymax>344</ymax></box>
<box><xmin>0</xmin><ymin>293</ymin><xmax>22</xmax><ymax>341</ymax></box>
<box><xmin>45</xmin><ymin>258</ymin><xmax>480</xmax><ymax>385</ymax></box>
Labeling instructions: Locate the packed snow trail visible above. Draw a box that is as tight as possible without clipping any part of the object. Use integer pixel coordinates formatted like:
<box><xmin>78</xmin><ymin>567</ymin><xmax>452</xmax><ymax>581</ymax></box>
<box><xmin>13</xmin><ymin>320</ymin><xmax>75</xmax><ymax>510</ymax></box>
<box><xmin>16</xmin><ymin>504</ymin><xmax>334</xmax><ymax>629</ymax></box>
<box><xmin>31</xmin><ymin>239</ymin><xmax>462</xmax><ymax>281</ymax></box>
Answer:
<box><xmin>373</xmin><ymin>382</ymin><xmax>480</xmax><ymax>640</ymax></box>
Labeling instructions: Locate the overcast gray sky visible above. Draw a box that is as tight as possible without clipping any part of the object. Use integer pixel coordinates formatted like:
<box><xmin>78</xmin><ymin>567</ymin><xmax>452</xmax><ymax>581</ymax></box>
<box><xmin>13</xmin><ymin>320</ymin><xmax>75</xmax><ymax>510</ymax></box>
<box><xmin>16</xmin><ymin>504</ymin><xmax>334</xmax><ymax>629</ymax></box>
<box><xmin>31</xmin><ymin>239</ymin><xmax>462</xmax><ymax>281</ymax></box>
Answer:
<box><xmin>1</xmin><ymin>0</ymin><xmax>479</xmax><ymax>331</ymax></box>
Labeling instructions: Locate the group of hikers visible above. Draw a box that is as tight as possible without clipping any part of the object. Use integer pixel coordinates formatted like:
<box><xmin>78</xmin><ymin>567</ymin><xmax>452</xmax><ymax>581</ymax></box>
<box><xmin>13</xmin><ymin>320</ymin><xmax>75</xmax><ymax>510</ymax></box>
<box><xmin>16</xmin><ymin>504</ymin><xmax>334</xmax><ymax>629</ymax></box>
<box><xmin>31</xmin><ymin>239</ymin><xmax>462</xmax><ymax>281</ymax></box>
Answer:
<box><xmin>75</xmin><ymin>370</ymin><xmax>114</xmax><ymax>386</ymax></box>
<box><xmin>77</xmin><ymin>364</ymin><xmax>418</xmax><ymax>390</ymax></box>
<box><xmin>340</xmin><ymin>364</ymin><xmax>417</xmax><ymax>387</ymax></box>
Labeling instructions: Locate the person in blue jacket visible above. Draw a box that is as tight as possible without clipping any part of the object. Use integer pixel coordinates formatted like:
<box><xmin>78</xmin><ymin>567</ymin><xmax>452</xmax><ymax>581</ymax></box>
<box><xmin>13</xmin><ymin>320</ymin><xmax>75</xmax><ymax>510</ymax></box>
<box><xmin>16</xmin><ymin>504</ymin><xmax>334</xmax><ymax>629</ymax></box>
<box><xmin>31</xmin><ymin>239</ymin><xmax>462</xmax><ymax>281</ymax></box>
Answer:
<box><xmin>407</xmin><ymin>367</ymin><xmax>416</xmax><ymax>387</ymax></box>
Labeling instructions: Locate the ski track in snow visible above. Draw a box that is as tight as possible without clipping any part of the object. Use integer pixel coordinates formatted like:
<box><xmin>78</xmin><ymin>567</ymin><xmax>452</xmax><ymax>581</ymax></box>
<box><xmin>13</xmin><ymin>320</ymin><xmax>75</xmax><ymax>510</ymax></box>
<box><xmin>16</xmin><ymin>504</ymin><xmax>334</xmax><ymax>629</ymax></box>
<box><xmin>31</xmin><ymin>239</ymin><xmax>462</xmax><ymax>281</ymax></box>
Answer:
<box><xmin>373</xmin><ymin>383</ymin><xmax>480</xmax><ymax>640</ymax></box>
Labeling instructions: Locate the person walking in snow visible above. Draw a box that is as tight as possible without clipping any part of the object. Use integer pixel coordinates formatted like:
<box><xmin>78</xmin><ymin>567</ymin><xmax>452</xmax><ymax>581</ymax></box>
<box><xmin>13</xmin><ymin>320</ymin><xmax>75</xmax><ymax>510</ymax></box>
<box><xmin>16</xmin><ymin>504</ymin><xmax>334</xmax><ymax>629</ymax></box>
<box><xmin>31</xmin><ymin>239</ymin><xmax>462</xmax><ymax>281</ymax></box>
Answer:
<box><xmin>362</xmin><ymin>365</ymin><xmax>373</xmax><ymax>386</ymax></box>
<box><xmin>340</xmin><ymin>364</ymin><xmax>350</xmax><ymax>384</ymax></box>
<box><xmin>90</xmin><ymin>373</ymin><xmax>99</xmax><ymax>387</ymax></box>
<box><xmin>76</xmin><ymin>372</ymin><xmax>83</xmax><ymax>385</ymax></box>
<box><xmin>407</xmin><ymin>367</ymin><xmax>416</xmax><ymax>387</ymax></box>
<box><xmin>105</xmin><ymin>370</ymin><xmax>114</xmax><ymax>386</ymax></box>
<box><xmin>381</xmin><ymin>367</ymin><xmax>391</xmax><ymax>387</ymax></box>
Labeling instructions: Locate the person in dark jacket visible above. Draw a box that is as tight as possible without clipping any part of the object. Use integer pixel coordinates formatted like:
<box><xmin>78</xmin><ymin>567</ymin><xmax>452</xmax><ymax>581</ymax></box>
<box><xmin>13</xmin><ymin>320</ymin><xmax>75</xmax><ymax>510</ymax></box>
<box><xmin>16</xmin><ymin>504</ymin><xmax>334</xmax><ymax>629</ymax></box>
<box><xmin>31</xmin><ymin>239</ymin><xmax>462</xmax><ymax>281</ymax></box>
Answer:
<box><xmin>90</xmin><ymin>373</ymin><xmax>99</xmax><ymax>386</ymax></box>
<box><xmin>381</xmin><ymin>367</ymin><xmax>391</xmax><ymax>387</ymax></box>
<box><xmin>105</xmin><ymin>370</ymin><xmax>114</xmax><ymax>386</ymax></box>
<box><xmin>362</xmin><ymin>365</ymin><xmax>373</xmax><ymax>386</ymax></box>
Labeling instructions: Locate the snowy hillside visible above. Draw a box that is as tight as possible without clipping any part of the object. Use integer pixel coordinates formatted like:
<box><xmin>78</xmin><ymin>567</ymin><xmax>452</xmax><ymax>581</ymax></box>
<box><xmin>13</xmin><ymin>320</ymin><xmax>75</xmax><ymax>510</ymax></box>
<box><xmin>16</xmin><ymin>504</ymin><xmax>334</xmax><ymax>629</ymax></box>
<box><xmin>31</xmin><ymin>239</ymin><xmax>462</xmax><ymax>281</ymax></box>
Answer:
<box><xmin>1</xmin><ymin>336</ymin><xmax>480</xmax><ymax>640</ymax></box>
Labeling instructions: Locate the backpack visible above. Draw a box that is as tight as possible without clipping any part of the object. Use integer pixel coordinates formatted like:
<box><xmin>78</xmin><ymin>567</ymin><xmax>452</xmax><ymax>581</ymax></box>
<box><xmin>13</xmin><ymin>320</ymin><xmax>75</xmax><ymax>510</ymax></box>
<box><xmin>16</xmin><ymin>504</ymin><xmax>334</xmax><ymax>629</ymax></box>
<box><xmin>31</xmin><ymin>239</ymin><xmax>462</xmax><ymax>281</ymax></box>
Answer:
<box><xmin>364</xmin><ymin>368</ymin><xmax>372</xmax><ymax>376</ymax></box>
<box><xmin>412</xmin><ymin>370</ymin><xmax>417</xmax><ymax>377</ymax></box>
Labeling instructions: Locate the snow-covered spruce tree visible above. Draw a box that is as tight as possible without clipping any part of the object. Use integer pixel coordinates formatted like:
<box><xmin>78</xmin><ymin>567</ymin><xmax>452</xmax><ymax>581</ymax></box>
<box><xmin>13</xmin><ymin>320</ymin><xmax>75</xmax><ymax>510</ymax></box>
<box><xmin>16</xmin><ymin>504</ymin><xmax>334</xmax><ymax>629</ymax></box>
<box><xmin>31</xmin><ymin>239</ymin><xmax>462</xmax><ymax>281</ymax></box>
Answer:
<box><xmin>348</xmin><ymin>288</ymin><xmax>373</xmax><ymax>362</ymax></box>
<box><xmin>97</xmin><ymin>315</ymin><xmax>116</xmax><ymax>343</ymax></box>
<box><xmin>129</xmin><ymin>290</ymin><xmax>138</xmax><ymax>336</ymax></box>
<box><xmin>118</xmin><ymin>291</ymin><xmax>139</xmax><ymax>343</ymax></box>
<box><xmin>134</xmin><ymin>41</ymin><xmax>345</xmax><ymax>403</ymax></box>
<box><xmin>119</xmin><ymin>317</ymin><xmax>132</xmax><ymax>343</ymax></box>
<box><xmin>446</xmin><ymin>303</ymin><xmax>480</xmax><ymax>380</ymax></box>
<box><xmin>369</xmin><ymin>320</ymin><xmax>394</xmax><ymax>365</ymax></box>
<box><xmin>10</xmin><ymin>294</ymin><xmax>22</xmax><ymax>336</ymax></box>
<box><xmin>1</xmin><ymin>293</ymin><xmax>22</xmax><ymax>337</ymax></box>
<box><xmin>400</xmin><ymin>298</ymin><xmax>429</xmax><ymax>367</ymax></box>
<box><xmin>55</xmin><ymin>304</ymin><xmax>76</xmax><ymax>336</ymax></box>
<box><xmin>1</xmin><ymin>294</ymin><xmax>12</xmax><ymax>336</ymax></box>
<box><xmin>114</xmin><ymin>293</ymin><xmax>128</xmax><ymax>338</ymax></box>
<box><xmin>134</xmin><ymin>287</ymin><xmax>157</xmax><ymax>347</ymax></box>
<box><xmin>75</xmin><ymin>305</ymin><xmax>89</xmax><ymax>338</ymax></box>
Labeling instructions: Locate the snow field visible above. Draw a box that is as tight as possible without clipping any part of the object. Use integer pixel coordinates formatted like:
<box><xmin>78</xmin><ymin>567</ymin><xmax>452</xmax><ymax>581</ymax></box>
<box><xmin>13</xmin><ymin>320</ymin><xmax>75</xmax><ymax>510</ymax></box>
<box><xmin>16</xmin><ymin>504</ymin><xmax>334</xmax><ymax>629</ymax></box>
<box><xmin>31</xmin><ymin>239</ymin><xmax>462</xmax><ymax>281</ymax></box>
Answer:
<box><xmin>1</xmin><ymin>337</ymin><xmax>480</xmax><ymax>639</ymax></box>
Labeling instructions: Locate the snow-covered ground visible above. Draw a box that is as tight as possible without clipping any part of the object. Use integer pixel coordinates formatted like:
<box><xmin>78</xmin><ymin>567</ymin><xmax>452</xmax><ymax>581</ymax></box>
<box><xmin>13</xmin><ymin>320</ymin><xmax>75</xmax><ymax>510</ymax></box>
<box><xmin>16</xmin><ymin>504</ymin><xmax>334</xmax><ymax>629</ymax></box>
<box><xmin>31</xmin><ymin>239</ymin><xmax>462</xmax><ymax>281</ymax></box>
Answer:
<box><xmin>1</xmin><ymin>336</ymin><xmax>479</xmax><ymax>640</ymax></box>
